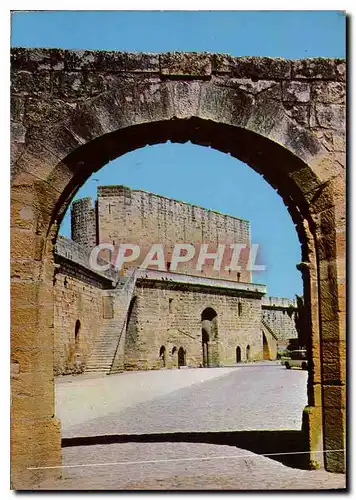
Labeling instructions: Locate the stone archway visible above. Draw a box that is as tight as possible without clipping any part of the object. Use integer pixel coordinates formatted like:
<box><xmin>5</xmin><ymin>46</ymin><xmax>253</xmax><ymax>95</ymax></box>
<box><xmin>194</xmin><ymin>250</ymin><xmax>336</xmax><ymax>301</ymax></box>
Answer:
<box><xmin>11</xmin><ymin>48</ymin><xmax>346</xmax><ymax>485</ymax></box>
<box><xmin>262</xmin><ymin>332</ymin><xmax>271</xmax><ymax>360</ymax></box>
<box><xmin>178</xmin><ymin>347</ymin><xmax>186</xmax><ymax>368</ymax></box>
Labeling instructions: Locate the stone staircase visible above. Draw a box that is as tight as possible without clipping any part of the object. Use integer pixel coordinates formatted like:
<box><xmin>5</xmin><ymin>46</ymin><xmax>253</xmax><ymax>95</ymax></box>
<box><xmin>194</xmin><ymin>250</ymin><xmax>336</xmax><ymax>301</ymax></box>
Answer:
<box><xmin>85</xmin><ymin>270</ymin><xmax>137</xmax><ymax>374</ymax></box>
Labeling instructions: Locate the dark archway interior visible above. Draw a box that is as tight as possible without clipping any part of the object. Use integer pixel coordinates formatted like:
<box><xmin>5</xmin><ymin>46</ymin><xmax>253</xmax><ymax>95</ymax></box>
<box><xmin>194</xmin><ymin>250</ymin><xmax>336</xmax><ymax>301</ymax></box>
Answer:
<box><xmin>246</xmin><ymin>344</ymin><xmax>251</xmax><ymax>362</ymax></box>
<box><xmin>201</xmin><ymin>307</ymin><xmax>218</xmax><ymax>322</ymax></box>
<box><xmin>236</xmin><ymin>346</ymin><xmax>241</xmax><ymax>363</ymax></box>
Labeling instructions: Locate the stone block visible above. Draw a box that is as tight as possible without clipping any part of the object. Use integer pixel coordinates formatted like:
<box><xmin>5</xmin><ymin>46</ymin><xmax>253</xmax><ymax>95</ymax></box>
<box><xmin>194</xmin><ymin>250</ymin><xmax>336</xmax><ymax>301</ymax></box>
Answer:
<box><xmin>160</xmin><ymin>52</ymin><xmax>211</xmax><ymax>77</ymax></box>
<box><xmin>212</xmin><ymin>55</ymin><xmax>291</xmax><ymax>79</ymax></box>
<box><xmin>323</xmin><ymin>385</ymin><xmax>346</xmax><ymax>409</ymax></box>
<box><xmin>282</xmin><ymin>81</ymin><xmax>310</xmax><ymax>102</ymax></box>
<box><xmin>11</xmin><ymin>70</ymin><xmax>52</xmax><ymax>96</ymax></box>
<box><xmin>323</xmin><ymin>407</ymin><xmax>346</xmax><ymax>473</ymax></box>
<box><xmin>63</xmin><ymin>49</ymin><xmax>126</xmax><ymax>72</ymax></box>
<box><xmin>126</xmin><ymin>52</ymin><xmax>160</xmax><ymax>73</ymax></box>
<box><xmin>321</xmin><ymin>317</ymin><xmax>346</xmax><ymax>342</ymax></box>
<box><xmin>11</xmin><ymin>96</ymin><xmax>25</xmax><ymax>122</ymax></box>
<box><xmin>314</xmin><ymin>104</ymin><xmax>346</xmax><ymax>130</ymax></box>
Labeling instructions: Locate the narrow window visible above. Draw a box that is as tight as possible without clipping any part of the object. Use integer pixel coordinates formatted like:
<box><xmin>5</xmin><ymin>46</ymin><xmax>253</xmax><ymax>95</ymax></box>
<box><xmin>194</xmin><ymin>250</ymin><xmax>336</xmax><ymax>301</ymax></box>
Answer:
<box><xmin>237</xmin><ymin>272</ymin><xmax>241</xmax><ymax>282</ymax></box>
<box><xmin>169</xmin><ymin>298</ymin><xmax>173</xmax><ymax>313</ymax></box>
<box><xmin>75</xmin><ymin>320</ymin><xmax>81</xmax><ymax>349</ymax></box>
<box><xmin>103</xmin><ymin>295</ymin><xmax>114</xmax><ymax>319</ymax></box>
<box><xmin>238</xmin><ymin>302</ymin><xmax>243</xmax><ymax>317</ymax></box>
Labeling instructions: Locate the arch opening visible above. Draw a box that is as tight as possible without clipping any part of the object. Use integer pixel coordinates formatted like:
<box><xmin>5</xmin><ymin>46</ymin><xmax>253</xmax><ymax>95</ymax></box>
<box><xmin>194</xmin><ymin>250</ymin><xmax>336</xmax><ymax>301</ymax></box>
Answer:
<box><xmin>246</xmin><ymin>344</ymin><xmax>251</xmax><ymax>362</ymax></box>
<box><xmin>178</xmin><ymin>347</ymin><xmax>186</xmax><ymax>368</ymax></box>
<box><xmin>236</xmin><ymin>346</ymin><xmax>241</xmax><ymax>364</ymax></box>
<box><xmin>10</xmin><ymin>62</ymin><xmax>346</xmax><ymax>478</ymax></box>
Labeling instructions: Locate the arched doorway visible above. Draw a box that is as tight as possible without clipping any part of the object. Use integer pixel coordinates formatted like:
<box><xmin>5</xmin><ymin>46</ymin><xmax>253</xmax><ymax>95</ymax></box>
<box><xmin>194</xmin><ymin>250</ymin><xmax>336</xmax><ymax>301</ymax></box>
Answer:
<box><xmin>201</xmin><ymin>308</ymin><xmax>218</xmax><ymax>367</ymax></box>
<box><xmin>178</xmin><ymin>347</ymin><xmax>186</xmax><ymax>368</ymax></box>
<box><xmin>246</xmin><ymin>345</ymin><xmax>251</xmax><ymax>362</ymax></box>
<box><xmin>10</xmin><ymin>49</ymin><xmax>346</xmax><ymax>482</ymax></box>
<box><xmin>159</xmin><ymin>345</ymin><xmax>166</xmax><ymax>368</ymax></box>
<box><xmin>236</xmin><ymin>346</ymin><xmax>241</xmax><ymax>363</ymax></box>
<box><xmin>262</xmin><ymin>332</ymin><xmax>271</xmax><ymax>360</ymax></box>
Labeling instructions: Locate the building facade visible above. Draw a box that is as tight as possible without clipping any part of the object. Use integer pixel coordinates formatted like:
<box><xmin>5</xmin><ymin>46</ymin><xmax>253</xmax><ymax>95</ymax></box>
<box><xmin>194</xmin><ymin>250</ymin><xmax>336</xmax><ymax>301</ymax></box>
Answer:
<box><xmin>53</xmin><ymin>185</ymin><xmax>299</xmax><ymax>375</ymax></box>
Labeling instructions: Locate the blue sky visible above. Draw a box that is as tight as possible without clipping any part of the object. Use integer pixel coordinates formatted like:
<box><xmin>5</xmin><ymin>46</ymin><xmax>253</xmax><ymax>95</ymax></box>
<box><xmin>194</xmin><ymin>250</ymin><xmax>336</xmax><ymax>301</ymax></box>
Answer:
<box><xmin>11</xmin><ymin>11</ymin><xmax>346</xmax><ymax>298</ymax></box>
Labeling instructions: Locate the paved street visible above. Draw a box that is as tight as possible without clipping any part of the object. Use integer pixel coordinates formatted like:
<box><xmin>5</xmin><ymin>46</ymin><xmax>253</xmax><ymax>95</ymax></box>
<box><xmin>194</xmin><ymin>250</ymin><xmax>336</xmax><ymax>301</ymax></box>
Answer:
<box><xmin>46</xmin><ymin>364</ymin><xmax>346</xmax><ymax>490</ymax></box>
<box><xmin>56</xmin><ymin>363</ymin><xmax>307</xmax><ymax>437</ymax></box>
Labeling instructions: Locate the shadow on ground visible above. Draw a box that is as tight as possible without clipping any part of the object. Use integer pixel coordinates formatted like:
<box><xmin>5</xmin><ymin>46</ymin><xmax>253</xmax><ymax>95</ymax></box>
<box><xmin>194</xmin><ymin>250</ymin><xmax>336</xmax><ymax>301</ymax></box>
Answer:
<box><xmin>62</xmin><ymin>429</ymin><xmax>310</xmax><ymax>470</ymax></box>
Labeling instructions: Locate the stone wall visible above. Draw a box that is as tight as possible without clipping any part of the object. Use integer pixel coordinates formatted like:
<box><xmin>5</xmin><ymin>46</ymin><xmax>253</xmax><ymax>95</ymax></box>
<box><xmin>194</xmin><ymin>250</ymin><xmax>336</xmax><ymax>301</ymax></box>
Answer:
<box><xmin>124</xmin><ymin>279</ymin><xmax>264</xmax><ymax>370</ymax></box>
<box><xmin>53</xmin><ymin>267</ymin><xmax>105</xmax><ymax>375</ymax></box>
<box><xmin>91</xmin><ymin>184</ymin><xmax>251</xmax><ymax>282</ymax></box>
<box><xmin>262</xmin><ymin>296</ymin><xmax>298</xmax><ymax>349</ymax></box>
<box><xmin>55</xmin><ymin>235</ymin><xmax>119</xmax><ymax>283</ymax></box>
<box><xmin>53</xmin><ymin>237</ymin><xmax>118</xmax><ymax>375</ymax></box>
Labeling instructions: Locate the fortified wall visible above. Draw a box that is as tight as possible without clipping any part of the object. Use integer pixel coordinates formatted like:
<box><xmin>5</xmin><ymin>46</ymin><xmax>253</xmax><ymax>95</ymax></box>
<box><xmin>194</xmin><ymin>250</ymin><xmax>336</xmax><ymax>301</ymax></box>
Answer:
<box><xmin>72</xmin><ymin>185</ymin><xmax>252</xmax><ymax>282</ymax></box>
<box><xmin>53</xmin><ymin>236</ymin><xmax>122</xmax><ymax>375</ymax></box>
<box><xmin>53</xmin><ymin>185</ymin><xmax>299</xmax><ymax>375</ymax></box>
<box><xmin>262</xmin><ymin>296</ymin><xmax>298</xmax><ymax>350</ymax></box>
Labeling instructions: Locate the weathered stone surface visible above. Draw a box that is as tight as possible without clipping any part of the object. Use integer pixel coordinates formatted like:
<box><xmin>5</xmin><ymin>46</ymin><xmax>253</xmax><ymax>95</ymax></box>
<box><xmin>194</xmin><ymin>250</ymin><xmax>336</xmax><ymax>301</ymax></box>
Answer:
<box><xmin>212</xmin><ymin>55</ymin><xmax>291</xmax><ymax>80</ymax></box>
<box><xmin>312</xmin><ymin>81</ymin><xmax>346</xmax><ymax>104</ymax></box>
<box><xmin>11</xmin><ymin>70</ymin><xmax>52</xmax><ymax>96</ymax></box>
<box><xmin>313</xmin><ymin>104</ymin><xmax>346</xmax><ymax>130</ymax></box>
<box><xmin>292</xmin><ymin>58</ymin><xmax>345</xmax><ymax>80</ymax></box>
<box><xmin>160</xmin><ymin>52</ymin><xmax>211</xmax><ymax>77</ymax></box>
<box><xmin>24</xmin><ymin>98</ymin><xmax>75</xmax><ymax>127</ymax></box>
<box><xmin>283</xmin><ymin>104</ymin><xmax>310</xmax><ymax>127</ymax></box>
<box><xmin>213</xmin><ymin>77</ymin><xmax>279</xmax><ymax>95</ymax></box>
<box><xmin>11</xmin><ymin>122</ymin><xmax>26</xmax><ymax>143</ymax></box>
<box><xmin>11</xmin><ymin>96</ymin><xmax>25</xmax><ymax>122</ymax></box>
<box><xmin>64</xmin><ymin>49</ymin><xmax>126</xmax><ymax>72</ymax></box>
<box><xmin>282</xmin><ymin>81</ymin><xmax>310</xmax><ymax>102</ymax></box>
<box><xmin>126</xmin><ymin>52</ymin><xmax>160</xmax><ymax>73</ymax></box>
<box><xmin>52</xmin><ymin>71</ymin><xmax>107</xmax><ymax>98</ymax></box>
